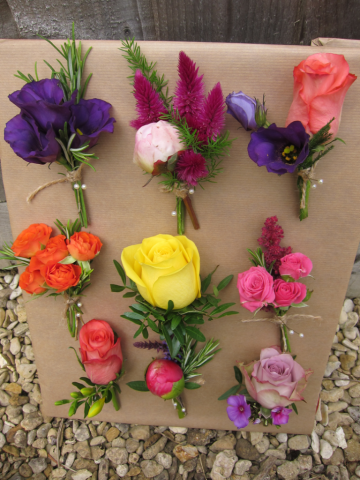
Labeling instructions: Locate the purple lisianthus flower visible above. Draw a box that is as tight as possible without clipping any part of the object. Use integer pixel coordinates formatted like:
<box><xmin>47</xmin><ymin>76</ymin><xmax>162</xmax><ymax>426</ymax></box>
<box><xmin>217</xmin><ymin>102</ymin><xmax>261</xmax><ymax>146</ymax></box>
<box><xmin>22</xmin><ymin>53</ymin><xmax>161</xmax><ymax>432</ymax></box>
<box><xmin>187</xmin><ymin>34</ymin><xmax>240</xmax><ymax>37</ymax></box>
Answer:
<box><xmin>226</xmin><ymin>395</ymin><xmax>251</xmax><ymax>429</ymax></box>
<box><xmin>9</xmin><ymin>78</ymin><xmax>74</xmax><ymax>132</ymax></box>
<box><xmin>69</xmin><ymin>98</ymin><xmax>115</xmax><ymax>148</ymax></box>
<box><xmin>247</xmin><ymin>121</ymin><xmax>310</xmax><ymax>175</ymax></box>
<box><xmin>226</xmin><ymin>91</ymin><xmax>257</xmax><ymax>131</ymax></box>
<box><xmin>4</xmin><ymin>114</ymin><xmax>61</xmax><ymax>164</ymax></box>
<box><xmin>271</xmin><ymin>406</ymin><xmax>292</xmax><ymax>425</ymax></box>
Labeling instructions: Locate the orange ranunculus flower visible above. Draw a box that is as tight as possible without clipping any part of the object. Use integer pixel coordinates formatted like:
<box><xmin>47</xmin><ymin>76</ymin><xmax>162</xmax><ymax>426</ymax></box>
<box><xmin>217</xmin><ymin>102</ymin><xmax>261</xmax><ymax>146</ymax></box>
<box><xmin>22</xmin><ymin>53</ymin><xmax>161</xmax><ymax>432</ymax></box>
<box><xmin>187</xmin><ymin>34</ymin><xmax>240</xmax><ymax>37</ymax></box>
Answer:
<box><xmin>67</xmin><ymin>232</ymin><xmax>103</xmax><ymax>261</ymax></box>
<box><xmin>11</xmin><ymin>224</ymin><xmax>52</xmax><ymax>258</ymax></box>
<box><xmin>286</xmin><ymin>53</ymin><xmax>357</xmax><ymax>136</ymax></box>
<box><xmin>41</xmin><ymin>263</ymin><xmax>81</xmax><ymax>293</ymax></box>
<box><xmin>19</xmin><ymin>266</ymin><xmax>46</xmax><ymax>294</ymax></box>
<box><xmin>29</xmin><ymin>235</ymin><xmax>69</xmax><ymax>270</ymax></box>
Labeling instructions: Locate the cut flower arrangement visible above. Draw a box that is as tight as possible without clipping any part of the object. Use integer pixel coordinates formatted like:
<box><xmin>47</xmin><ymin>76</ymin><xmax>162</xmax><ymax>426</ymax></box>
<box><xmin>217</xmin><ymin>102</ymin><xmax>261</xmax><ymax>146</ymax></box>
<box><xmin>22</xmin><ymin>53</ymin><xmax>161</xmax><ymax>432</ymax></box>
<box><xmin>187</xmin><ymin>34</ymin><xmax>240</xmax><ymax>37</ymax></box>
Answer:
<box><xmin>120</xmin><ymin>39</ymin><xmax>233</xmax><ymax>234</ymax></box>
<box><xmin>111</xmin><ymin>233</ymin><xmax>238</xmax><ymax>417</ymax></box>
<box><xmin>226</xmin><ymin>53</ymin><xmax>357</xmax><ymax>220</ymax></box>
<box><xmin>0</xmin><ymin>219</ymin><xmax>102</xmax><ymax>338</ymax></box>
<box><xmin>55</xmin><ymin>319</ymin><xmax>124</xmax><ymax>418</ymax></box>
<box><xmin>217</xmin><ymin>216</ymin><xmax>314</xmax><ymax>429</ymax></box>
<box><xmin>4</xmin><ymin>24</ymin><xmax>115</xmax><ymax>227</ymax></box>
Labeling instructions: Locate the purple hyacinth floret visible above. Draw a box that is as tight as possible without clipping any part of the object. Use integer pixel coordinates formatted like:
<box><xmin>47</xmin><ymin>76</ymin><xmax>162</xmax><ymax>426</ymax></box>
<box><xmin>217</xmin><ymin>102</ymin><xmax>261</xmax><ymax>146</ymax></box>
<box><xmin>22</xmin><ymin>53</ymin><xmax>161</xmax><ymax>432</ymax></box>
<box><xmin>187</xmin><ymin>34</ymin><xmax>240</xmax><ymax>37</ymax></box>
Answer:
<box><xmin>4</xmin><ymin>114</ymin><xmax>60</xmax><ymax>165</ymax></box>
<box><xmin>69</xmin><ymin>98</ymin><xmax>116</xmax><ymax>148</ymax></box>
<box><xmin>9</xmin><ymin>78</ymin><xmax>74</xmax><ymax>132</ymax></box>
<box><xmin>271</xmin><ymin>406</ymin><xmax>292</xmax><ymax>425</ymax></box>
<box><xmin>226</xmin><ymin>91</ymin><xmax>257</xmax><ymax>131</ymax></box>
<box><xmin>247</xmin><ymin>121</ymin><xmax>310</xmax><ymax>175</ymax></box>
<box><xmin>226</xmin><ymin>395</ymin><xmax>251</xmax><ymax>429</ymax></box>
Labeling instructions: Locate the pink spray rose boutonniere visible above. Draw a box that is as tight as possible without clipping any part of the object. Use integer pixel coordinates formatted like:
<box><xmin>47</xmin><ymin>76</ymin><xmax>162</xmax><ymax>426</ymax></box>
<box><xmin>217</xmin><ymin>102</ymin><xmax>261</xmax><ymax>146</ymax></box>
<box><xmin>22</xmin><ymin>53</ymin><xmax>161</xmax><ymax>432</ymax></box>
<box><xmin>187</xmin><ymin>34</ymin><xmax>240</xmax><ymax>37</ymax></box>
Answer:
<box><xmin>237</xmin><ymin>266</ymin><xmax>275</xmax><ymax>313</ymax></box>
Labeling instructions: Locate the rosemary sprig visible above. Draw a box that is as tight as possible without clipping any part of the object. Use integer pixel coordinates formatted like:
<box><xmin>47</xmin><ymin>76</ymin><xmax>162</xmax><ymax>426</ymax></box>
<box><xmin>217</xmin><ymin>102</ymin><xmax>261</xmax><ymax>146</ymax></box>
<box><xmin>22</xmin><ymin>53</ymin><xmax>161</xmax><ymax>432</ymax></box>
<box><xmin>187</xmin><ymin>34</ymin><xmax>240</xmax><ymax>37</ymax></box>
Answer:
<box><xmin>181</xmin><ymin>335</ymin><xmax>221</xmax><ymax>381</ymax></box>
<box><xmin>0</xmin><ymin>242</ymin><xmax>30</xmax><ymax>270</ymax></box>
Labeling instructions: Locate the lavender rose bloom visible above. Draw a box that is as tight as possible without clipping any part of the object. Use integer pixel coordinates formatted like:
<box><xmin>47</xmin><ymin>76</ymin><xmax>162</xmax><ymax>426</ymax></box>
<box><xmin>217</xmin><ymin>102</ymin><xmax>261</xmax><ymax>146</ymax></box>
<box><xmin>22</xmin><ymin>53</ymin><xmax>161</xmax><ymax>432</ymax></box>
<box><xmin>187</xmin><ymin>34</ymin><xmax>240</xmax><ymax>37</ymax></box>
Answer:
<box><xmin>248</xmin><ymin>121</ymin><xmax>310</xmax><ymax>175</ymax></box>
<box><xmin>4</xmin><ymin>114</ymin><xmax>60</xmax><ymax>164</ymax></box>
<box><xmin>226</xmin><ymin>91</ymin><xmax>257</xmax><ymax>131</ymax></box>
<box><xmin>9</xmin><ymin>78</ymin><xmax>74</xmax><ymax>132</ymax></box>
<box><xmin>239</xmin><ymin>346</ymin><xmax>312</xmax><ymax>410</ymax></box>
<box><xmin>69</xmin><ymin>98</ymin><xmax>115</xmax><ymax>148</ymax></box>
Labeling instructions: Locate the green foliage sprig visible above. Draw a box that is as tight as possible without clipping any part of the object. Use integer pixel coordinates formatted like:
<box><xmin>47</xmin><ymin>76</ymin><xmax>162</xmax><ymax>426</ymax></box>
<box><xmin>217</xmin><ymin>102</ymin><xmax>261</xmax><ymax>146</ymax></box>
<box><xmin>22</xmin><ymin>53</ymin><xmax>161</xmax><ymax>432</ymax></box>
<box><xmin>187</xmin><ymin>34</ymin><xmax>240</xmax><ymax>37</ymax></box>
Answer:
<box><xmin>112</xmin><ymin>261</ymin><xmax>237</xmax><ymax>359</ymax></box>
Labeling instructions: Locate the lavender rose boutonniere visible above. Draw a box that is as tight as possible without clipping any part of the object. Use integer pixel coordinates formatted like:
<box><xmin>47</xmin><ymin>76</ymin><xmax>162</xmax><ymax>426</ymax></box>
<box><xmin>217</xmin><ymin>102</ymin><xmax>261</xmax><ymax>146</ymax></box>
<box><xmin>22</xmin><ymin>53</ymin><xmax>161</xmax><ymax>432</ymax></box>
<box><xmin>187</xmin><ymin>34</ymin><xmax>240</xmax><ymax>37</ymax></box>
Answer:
<box><xmin>4</xmin><ymin>24</ymin><xmax>115</xmax><ymax>228</ymax></box>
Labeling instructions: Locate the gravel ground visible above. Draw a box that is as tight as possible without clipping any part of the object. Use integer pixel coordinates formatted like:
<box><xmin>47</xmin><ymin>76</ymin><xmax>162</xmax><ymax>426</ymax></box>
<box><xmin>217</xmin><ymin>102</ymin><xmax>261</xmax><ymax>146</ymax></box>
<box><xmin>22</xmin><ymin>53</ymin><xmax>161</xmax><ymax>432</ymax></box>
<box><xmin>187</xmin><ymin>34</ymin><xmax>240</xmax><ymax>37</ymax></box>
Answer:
<box><xmin>0</xmin><ymin>268</ymin><xmax>360</xmax><ymax>480</ymax></box>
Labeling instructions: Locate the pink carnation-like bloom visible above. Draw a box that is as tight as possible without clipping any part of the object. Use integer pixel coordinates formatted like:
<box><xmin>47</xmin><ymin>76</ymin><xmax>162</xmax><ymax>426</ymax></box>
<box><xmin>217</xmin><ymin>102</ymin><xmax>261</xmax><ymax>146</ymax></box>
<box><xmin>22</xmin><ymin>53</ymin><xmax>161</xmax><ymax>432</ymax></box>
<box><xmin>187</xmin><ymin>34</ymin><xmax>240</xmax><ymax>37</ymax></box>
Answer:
<box><xmin>239</xmin><ymin>346</ymin><xmax>312</xmax><ymax>410</ymax></box>
<box><xmin>175</xmin><ymin>150</ymin><xmax>208</xmax><ymax>186</ymax></box>
<box><xmin>273</xmin><ymin>279</ymin><xmax>307</xmax><ymax>307</ymax></box>
<box><xmin>237</xmin><ymin>266</ymin><xmax>275</xmax><ymax>313</ymax></box>
<box><xmin>133</xmin><ymin>120</ymin><xmax>185</xmax><ymax>173</ymax></box>
<box><xmin>279</xmin><ymin>253</ymin><xmax>313</xmax><ymax>280</ymax></box>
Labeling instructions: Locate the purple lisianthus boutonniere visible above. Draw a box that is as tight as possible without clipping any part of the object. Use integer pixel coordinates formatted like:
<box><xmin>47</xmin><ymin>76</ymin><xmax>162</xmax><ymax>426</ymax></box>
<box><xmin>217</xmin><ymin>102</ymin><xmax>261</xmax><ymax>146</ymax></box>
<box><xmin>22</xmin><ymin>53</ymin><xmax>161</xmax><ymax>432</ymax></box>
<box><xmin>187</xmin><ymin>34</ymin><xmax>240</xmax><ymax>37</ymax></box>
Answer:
<box><xmin>3</xmin><ymin>23</ymin><xmax>115</xmax><ymax>228</ymax></box>
<box><xmin>248</xmin><ymin>121</ymin><xmax>310</xmax><ymax>175</ymax></box>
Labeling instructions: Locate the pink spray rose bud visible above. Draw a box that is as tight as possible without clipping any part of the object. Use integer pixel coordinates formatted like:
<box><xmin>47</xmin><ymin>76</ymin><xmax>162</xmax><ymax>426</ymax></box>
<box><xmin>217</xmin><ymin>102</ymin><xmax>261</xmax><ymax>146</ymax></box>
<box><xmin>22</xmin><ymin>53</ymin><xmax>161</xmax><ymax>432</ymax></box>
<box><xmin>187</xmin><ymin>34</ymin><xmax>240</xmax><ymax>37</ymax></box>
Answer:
<box><xmin>237</xmin><ymin>266</ymin><xmax>275</xmax><ymax>313</ymax></box>
<box><xmin>279</xmin><ymin>253</ymin><xmax>312</xmax><ymax>280</ymax></box>
<box><xmin>145</xmin><ymin>359</ymin><xmax>185</xmax><ymax>400</ymax></box>
<box><xmin>133</xmin><ymin>120</ymin><xmax>185</xmax><ymax>173</ymax></box>
<box><xmin>273</xmin><ymin>279</ymin><xmax>307</xmax><ymax>307</ymax></box>
<box><xmin>239</xmin><ymin>346</ymin><xmax>313</xmax><ymax>410</ymax></box>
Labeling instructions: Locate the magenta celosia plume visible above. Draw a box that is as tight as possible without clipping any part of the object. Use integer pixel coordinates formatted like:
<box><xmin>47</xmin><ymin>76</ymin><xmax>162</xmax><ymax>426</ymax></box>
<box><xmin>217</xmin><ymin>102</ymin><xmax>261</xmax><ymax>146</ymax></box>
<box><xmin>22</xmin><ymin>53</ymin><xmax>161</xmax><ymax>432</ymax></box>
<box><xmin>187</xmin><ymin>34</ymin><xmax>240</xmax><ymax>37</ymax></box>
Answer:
<box><xmin>197</xmin><ymin>83</ymin><xmax>225</xmax><ymax>141</ymax></box>
<box><xmin>130</xmin><ymin>70</ymin><xmax>167</xmax><ymax>130</ymax></box>
<box><xmin>175</xmin><ymin>149</ymin><xmax>208</xmax><ymax>186</ymax></box>
<box><xmin>173</xmin><ymin>52</ymin><xmax>205</xmax><ymax>128</ymax></box>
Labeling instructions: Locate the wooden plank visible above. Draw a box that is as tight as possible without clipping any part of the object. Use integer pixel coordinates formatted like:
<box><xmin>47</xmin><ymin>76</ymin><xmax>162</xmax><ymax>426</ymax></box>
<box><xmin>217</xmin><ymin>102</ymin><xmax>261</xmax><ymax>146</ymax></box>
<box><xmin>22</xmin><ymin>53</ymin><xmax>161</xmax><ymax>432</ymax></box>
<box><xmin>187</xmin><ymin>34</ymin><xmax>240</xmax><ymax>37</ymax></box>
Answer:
<box><xmin>0</xmin><ymin>0</ymin><xmax>18</xmax><ymax>39</ymax></box>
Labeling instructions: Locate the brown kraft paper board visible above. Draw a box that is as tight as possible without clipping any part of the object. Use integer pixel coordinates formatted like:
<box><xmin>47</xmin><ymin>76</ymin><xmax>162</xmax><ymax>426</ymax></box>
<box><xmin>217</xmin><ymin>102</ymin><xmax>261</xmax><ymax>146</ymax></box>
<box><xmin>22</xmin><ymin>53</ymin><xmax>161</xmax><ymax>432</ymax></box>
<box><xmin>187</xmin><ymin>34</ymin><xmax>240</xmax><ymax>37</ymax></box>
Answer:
<box><xmin>0</xmin><ymin>40</ymin><xmax>360</xmax><ymax>434</ymax></box>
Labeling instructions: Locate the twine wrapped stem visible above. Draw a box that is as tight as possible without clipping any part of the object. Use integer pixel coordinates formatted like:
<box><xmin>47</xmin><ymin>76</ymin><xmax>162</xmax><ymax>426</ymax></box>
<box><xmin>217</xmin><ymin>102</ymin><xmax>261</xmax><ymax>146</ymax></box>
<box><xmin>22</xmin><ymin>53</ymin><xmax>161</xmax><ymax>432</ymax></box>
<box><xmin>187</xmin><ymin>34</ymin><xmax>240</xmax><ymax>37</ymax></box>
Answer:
<box><xmin>160</xmin><ymin>183</ymin><xmax>200</xmax><ymax>233</ymax></box>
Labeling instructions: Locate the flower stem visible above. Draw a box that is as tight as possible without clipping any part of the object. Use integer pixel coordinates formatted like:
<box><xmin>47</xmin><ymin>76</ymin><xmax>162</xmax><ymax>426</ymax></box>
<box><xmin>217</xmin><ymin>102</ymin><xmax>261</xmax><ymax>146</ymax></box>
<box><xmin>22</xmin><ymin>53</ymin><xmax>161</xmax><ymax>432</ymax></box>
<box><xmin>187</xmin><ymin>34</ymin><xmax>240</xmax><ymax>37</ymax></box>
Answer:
<box><xmin>297</xmin><ymin>176</ymin><xmax>310</xmax><ymax>221</ymax></box>
<box><xmin>176</xmin><ymin>197</ymin><xmax>185</xmax><ymax>235</ymax></box>
<box><xmin>72</xmin><ymin>182</ymin><xmax>88</xmax><ymax>228</ymax></box>
<box><xmin>281</xmin><ymin>324</ymin><xmax>291</xmax><ymax>353</ymax></box>
<box><xmin>111</xmin><ymin>387</ymin><xmax>120</xmax><ymax>411</ymax></box>
<box><xmin>183</xmin><ymin>196</ymin><xmax>200</xmax><ymax>230</ymax></box>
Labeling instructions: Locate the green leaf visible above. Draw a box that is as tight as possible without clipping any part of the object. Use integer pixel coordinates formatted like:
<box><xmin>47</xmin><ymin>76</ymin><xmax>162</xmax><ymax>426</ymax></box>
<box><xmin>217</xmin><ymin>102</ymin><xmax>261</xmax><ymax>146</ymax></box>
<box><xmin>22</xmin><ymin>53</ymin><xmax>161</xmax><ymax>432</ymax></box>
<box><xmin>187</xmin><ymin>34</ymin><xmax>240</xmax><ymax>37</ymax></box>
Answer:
<box><xmin>111</xmin><ymin>284</ymin><xmax>125</xmax><ymax>293</ymax></box>
<box><xmin>84</xmin><ymin>401</ymin><xmax>90</xmax><ymax>418</ymax></box>
<box><xmin>172</xmin><ymin>336</ymin><xmax>181</xmax><ymax>358</ymax></box>
<box><xmin>173</xmin><ymin>325</ymin><xmax>184</xmax><ymax>345</ymax></box>
<box><xmin>131</xmin><ymin>303</ymin><xmax>151</xmax><ymax>313</ymax></box>
<box><xmin>55</xmin><ymin>399</ymin><xmax>71</xmax><ymax>406</ymax></box>
<box><xmin>184</xmin><ymin>326</ymin><xmax>206</xmax><ymax>342</ymax></box>
<box><xmin>234</xmin><ymin>366</ymin><xmax>242</xmax><ymax>385</ymax></box>
<box><xmin>171</xmin><ymin>315</ymin><xmax>182</xmax><ymax>331</ymax></box>
<box><xmin>217</xmin><ymin>275</ymin><xmax>233</xmax><ymax>291</ymax></box>
<box><xmin>161</xmin><ymin>325</ymin><xmax>174</xmax><ymax>357</ymax></box>
<box><xmin>147</xmin><ymin>318</ymin><xmax>160</xmax><ymax>333</ymax></box>
<box><xmin>134</xmin><ymin>325</ymin><xmax>144</xmax><ymax>338</ymax></box>
<box><xmin>218</xmin><ymin>385</ymin><xmax>240</xmax><ymax>401</ymax></box>
<box><xmin>72</xmin><ymin>382</ymin><xmax>86</xmax><ymax>390</ymax></box>
<box><xmin>142</xmin><ymin>327</ymin><xmax>149</xmax><ymax>339</ymax></box>
<box><xmin>303</xmin><ymin>289</ymin><xmax>313</xmax><ymax>303</ymax></box>
<box><xmin>80</xmin><ymin>377</ymin><xmax>95</xmax><ymax>386</ymax></box>
<box><xmin>291</xmin><ymin>403</ymin><xmax>298</xmax><ymax>415</ymax></box>
<box><xmin>201</xmin><ymin>266</ymin><xmax>218</xmax><ymax>293</ymax></box>
<box><xmin>127</xmin><ymin>381</ymin><xmax>149</xmax><ymax>392</ymax></box>
<box><xmin>113</xmin><ymin>260</ymin><xmax>126</xmax><ymax>285</ymax></box>
<box><xmin>213</xmin><ymin>286</ymin><xmax>219</xmax><ymax>297</ymax></box>
<box><xmin>123</xmin><ymin>292</ymin><xmax>137</xmax><ymax>298</ymax></box>
<box><xmin>185</xmin><ymin>382</ymin><xmax>201</xmax><ymax>390</ymax></box>
<box><xmin>281</xmin><ymin>275</ymin><xmax>295</xmax><ymax>282</ymax></box>
<box><xmin>184</xmin><ymin>317</ymin><xmax>204</xmax><ymax>325</ymax></box>
<box><xmin>166</xmin><ymin>300</ymin><xmax>174</xmax><ymax>315</ymax></box>
<box><xmin>291</xmin><ymin>302</ymin><xmax>308</xmax><ymax>308</ymax></box>
<box><xmin>59</xmin><ymin>256</ymin><xmax>77</xmax><ymax>264</ymax></box>
<box><xmin>211</xmin><ymin>303</ymin><xmax>236</xmax><ymax>316</ymax></box>
<box><xmin>69</xmin><ymin>347</ymin><xmax>85</xmax><ymax>371</ymax></box>
<box><xmin>217</xmin><ymin>311</ymin><xmax>238</xmax><ymax>318</ymax></box>
<box><xmin>121</xmin><ymin>314</ymin><xmax>143</xmax><ymax>326</ymax></box>
<box><xmin>121</xmin><ymin>312</ymin><xmax>146</xmax><ymax>321</ymax></box>
<box><xmin>68</xmin><ymin>401</ymin><xmax>79</xmax><ymax>416</ymax></box>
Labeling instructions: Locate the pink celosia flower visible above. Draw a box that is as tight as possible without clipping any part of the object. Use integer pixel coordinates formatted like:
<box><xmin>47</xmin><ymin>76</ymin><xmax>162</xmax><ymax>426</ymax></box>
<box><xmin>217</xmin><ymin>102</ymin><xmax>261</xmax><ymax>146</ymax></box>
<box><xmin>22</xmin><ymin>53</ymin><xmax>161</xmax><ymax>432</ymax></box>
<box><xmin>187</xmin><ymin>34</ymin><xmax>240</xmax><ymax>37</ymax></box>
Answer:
<box><xmin>130</xmin><ymin>70</ymin><xmax>167</xmax><ymax>130</ymax></box>
<box><xmin>173</xmin><ymin>52</ymin><xmax>205</xmax><ymax>128</ymax></box>
<box><xmin>175</xmin><ymin>149</ymin><xmax>208</xmax><ymax>186</ymax></box>
<box><xmin>197</xmin><ymin>83</ymin><xmax>225</xmax><ymax>141</ymax></box>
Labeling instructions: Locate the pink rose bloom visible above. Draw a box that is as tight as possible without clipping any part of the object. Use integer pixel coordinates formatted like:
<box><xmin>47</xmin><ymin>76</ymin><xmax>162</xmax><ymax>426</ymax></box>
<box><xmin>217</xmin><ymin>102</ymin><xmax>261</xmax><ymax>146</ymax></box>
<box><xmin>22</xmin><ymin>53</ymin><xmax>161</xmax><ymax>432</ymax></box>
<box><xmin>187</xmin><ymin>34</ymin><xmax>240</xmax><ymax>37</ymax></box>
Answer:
<box><xmin>79</xmin><ymin>320</ymin><xmax>123</xmax><ymax>385</ymax></box>
<box><xmin>237</xmin><ymin>266</ymin><xmax>275</xmax><ymax>312</ymax></box>
<box><xmin>239</xmin><ymin>346</ymin><xmax>312</xmax><ymax>409</ymax></box>
<box><xmin>146</xmin><ymin>359</ymin><xmax>185</xmax><ymax>400</ymax></box>
<box><xmin>279</xmin><ymin>253</ymin><xmax>313</xmax><ymax>280</ymax></box>
<box><xmin>133</xmin><ymin>120</ymin><xmax>185</xmax><ymax>173</ymax></box>
<box><xmin>286</xmin><ymin>53</ymin><xmax>357</xmax><ymax>136</ymax></box>
<box><xmin>274</xmin><ymin>279</ymin><xmax>307</xmax><ymax>307</ymax></box>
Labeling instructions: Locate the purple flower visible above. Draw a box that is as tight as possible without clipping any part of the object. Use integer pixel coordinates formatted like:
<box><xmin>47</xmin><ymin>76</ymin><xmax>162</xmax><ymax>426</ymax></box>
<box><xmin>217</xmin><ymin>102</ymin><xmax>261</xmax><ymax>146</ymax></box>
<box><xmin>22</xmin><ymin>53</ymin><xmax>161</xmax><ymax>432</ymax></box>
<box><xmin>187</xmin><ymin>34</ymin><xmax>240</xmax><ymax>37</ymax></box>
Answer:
<box><xmin>69</xmin><ymin>98</ymin><xmax>115</xmax><ymax>148</ymax></box>
<box><xmin>226</xmin><ymin>91</ymin><xmax>258</xmax><ymax>131</ymax></box>
<box><xmin>4</xmin><ymin>114</ymin><xmax>60</xmax><ymax>165</ymax></box>
<box><xmin>247</xmin><ymin>121</ymin><xmax>310</xmax><ymax>175</ymax></box>
<box><xmin>271</xmin><ymin>406</ymin><xmax>292</xmax><ymax>425</ymax></box>
<box><xmin>226</xmin><ymin>395</ymin><xmax>251</xmax><ymax>429</ymax></box>
<box><xmin>9</xmin><ymin>79</ymin><xmax>74</xmax><ymax>132</ymax></box>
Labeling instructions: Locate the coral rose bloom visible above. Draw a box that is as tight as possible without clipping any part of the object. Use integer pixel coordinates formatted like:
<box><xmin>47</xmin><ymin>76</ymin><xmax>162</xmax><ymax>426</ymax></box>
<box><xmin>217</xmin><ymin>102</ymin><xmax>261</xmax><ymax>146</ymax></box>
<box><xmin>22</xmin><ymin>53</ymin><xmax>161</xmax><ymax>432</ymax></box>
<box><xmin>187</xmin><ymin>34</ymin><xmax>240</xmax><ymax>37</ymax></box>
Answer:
<box><xmin>79</xmin><ymin>319</ymin><xmax>123</xmax><ymax>385</ymax></box>
<box><xmin>19</xmin><ymin>267</ymin><xmax>46</xmax><ymax>294</ymax></box>
<box><xmin>67</xmin><ymin>232</ymin><xmax>103</xmax><ymax>261</ymax></box>
<box><xmin>11</xmin><ymin>223</ymin><xmax>52</xmax><ymax>258</ymax></box>
<box><xmin>239</xmin><ymin>346</ymin><xmax>312</xmax><ymax>410</ymax></box>
<box><xmin>286</xmin><ymin>53</ymin><xmax>357</xmax><ymax>136</ymax></box>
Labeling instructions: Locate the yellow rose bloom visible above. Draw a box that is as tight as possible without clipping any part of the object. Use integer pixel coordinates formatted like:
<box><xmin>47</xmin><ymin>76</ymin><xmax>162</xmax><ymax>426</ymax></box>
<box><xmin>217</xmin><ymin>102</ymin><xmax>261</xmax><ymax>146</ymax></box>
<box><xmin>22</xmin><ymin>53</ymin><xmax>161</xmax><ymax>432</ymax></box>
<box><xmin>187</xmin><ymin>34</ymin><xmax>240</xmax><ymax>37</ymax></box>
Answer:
<box><xmin>121</xmin><ymin>234</ymin><xmax>201</xmax><ymax>310</ymax></box>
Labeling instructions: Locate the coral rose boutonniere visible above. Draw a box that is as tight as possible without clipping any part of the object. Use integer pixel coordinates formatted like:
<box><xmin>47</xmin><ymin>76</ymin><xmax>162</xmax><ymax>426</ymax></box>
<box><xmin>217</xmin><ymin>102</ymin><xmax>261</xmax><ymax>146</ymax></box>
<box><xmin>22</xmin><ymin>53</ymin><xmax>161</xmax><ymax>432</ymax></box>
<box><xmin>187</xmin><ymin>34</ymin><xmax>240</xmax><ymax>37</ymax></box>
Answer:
<box><xmin>4</xmin><ymin>23</ymin><xmax>115</xmax><ymax>228</ymax></box>
<box><xmin>0</xmin><ymin>219</ymin><xmax>102</xmax><ymax>338</ymax></box>
<box><xmin>55</xmin><ymin>319</ymin><xmax>125</xmax><ymax>418</ymax></box>
<box><xmin>226</xmin><ymin>53</ymin><xmax>356</xmax><ymax>220</ymax></box>
<box><xmin>111</xmin><ymin>233</ymin><xmax>238</xmax><ymax>417</ymax></box>
<box><xmin>120</xmin><ymin>40</ymin><xmax>233</xmax><ymax>234</ymax></box>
